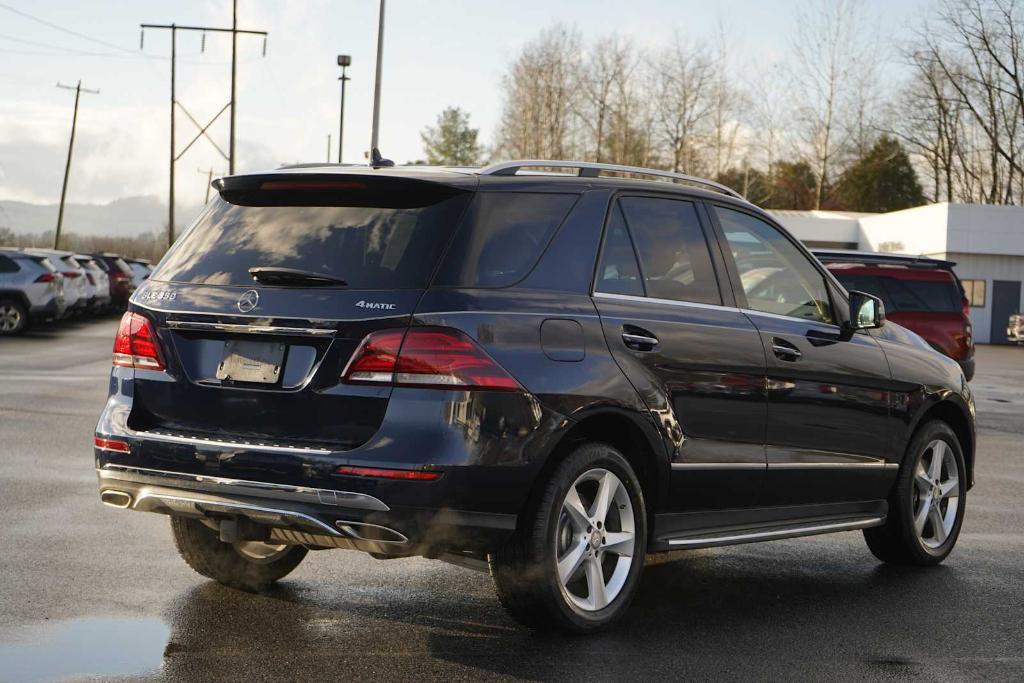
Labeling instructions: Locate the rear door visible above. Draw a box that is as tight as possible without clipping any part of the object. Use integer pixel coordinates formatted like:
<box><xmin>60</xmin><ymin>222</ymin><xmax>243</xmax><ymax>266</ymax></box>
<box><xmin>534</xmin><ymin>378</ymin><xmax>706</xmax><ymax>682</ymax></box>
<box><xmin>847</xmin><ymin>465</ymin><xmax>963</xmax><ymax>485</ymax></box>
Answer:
<box><xmin>131</xmin><ymin>175</ymin><xmax>474</xmax><ymax>451</ymax></box>
<box><xmin>710</xmin><ymin>205</ymin><xmax>894</xmax><ymax>506</ymax></box>
<box><xmin>592</xmin><ymin>194</ymin><xmax>767</xmax><ymax>513</ymax></box>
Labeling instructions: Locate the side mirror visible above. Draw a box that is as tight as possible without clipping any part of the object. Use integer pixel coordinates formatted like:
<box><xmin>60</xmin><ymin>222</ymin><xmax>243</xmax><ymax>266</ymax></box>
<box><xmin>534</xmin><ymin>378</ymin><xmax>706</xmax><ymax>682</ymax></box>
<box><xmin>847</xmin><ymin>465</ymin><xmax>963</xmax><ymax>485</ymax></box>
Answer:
<box><xmin>847</xmin><ymin>290</ymin><xmax>885</xmax><ymax>331</ymax></box>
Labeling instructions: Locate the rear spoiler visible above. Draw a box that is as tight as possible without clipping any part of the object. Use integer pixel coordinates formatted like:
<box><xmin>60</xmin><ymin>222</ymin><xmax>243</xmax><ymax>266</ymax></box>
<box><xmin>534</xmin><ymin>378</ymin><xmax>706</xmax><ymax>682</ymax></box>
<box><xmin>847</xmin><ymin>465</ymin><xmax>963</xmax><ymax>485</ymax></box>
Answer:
<box><xmin>813</xmin><ymin>251</ymin><xmax>957</xmax><ymax>270</ymax></box>
<box><xmin>213</xmin><ymin>173</ymin><xmax>472</xmax><ymax>209</ymax></box>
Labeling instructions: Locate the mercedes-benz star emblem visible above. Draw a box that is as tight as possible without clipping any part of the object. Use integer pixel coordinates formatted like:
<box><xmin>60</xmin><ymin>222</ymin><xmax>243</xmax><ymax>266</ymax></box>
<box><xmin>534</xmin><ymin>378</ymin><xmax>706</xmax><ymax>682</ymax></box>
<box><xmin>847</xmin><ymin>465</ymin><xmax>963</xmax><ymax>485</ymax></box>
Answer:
<box><xmin>237</xmin><ymin>290</ymin><xmax>259</xmax><ymax>313</ymax></box>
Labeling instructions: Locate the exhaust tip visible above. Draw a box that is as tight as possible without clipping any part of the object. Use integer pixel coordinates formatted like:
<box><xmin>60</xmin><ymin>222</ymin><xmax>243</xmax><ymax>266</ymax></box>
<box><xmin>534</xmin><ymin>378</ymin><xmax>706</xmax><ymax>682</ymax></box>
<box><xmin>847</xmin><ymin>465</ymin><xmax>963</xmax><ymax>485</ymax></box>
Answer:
<box><xmin>101</xmin><ymin>490</ymin><xmax>133</xmax><ymax>509</ymax></box>
<box><xmin>335</xmin><ymin>520</ymin><xmax>407</xmax><ymax>544</ymax></box>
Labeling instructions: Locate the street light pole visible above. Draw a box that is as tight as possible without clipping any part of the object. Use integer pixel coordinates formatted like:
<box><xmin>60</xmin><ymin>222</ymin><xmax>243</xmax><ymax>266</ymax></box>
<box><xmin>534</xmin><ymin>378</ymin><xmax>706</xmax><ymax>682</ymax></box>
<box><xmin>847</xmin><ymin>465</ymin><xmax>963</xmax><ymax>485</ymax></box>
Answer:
<box><xmin>337</xmin><ymin>54</ymin><xmax>351</xmax><ymax>163</ymax></box>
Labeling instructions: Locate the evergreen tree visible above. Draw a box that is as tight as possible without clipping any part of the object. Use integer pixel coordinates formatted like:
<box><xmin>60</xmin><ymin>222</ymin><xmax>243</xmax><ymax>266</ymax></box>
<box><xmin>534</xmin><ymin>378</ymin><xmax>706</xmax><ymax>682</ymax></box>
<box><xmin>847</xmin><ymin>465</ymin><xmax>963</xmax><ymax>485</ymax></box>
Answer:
<box><xmin>835</xmin><ymin>136</ymin><xmax>925</xmax><ymax>212</ymax></box>
<box><xmin>420</xmin><ymin>107</ymin><xmax>483</xmax><ymax>166</ymax></box>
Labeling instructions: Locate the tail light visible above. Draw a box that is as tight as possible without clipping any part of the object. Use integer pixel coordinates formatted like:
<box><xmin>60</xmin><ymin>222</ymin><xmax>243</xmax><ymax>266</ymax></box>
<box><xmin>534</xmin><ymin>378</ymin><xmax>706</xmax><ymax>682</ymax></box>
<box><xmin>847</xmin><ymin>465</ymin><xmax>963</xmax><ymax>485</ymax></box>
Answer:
<box><xmin>35</xmin><ymin>273</ymin><xmax>57</xmax><ymax>283</ymax></box>
<box><xmin>94</xmin><ymin>436</ymin><xmax>130</xmax><ymax>453</ymax></box>
<box><xmin>86</xmin><ymin>273</ymin><xmax>96</xmax><ymax>285</ymax></box>
<box><xmin>962</xmin><ymin>296</ymin><xmax>970</xmax><ymax>318</ymax></box>
<box><xmin>111</xmin><ymin>271</ymin><xmax>130</xmax><ymax>280</ymax></box>
<box><xmin>62</xmin><ymin>271</ymin><xmax>81</xmax><ymax>279</ymax></box>
<box><xmin>113</xmin><ymin>312</ymin><xmax>165</xmax><ymax>370</ymax></box>
<box><xmin>342</xmin><ymin>327</ymin><xmax>521</xmax><ymax>392</ymax></box>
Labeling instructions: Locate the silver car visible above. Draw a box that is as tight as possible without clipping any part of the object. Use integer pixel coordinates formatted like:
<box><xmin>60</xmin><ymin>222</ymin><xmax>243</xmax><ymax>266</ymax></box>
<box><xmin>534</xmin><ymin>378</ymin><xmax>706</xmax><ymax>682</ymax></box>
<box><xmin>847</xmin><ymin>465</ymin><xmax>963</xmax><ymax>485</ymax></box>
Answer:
<box><xmin>74</xmin><ymin>254</ymin><xmax>111</xmax><ymax>313</ymax></box>
<box><xmin>25</xmin><ymin>249</ymin><xmax>90</xmax><ymax>316</ymax></box>
<box><xmin>0</xmin><ymin>248</ymin><xmax>66</xmax><ymax>335</ymax></box>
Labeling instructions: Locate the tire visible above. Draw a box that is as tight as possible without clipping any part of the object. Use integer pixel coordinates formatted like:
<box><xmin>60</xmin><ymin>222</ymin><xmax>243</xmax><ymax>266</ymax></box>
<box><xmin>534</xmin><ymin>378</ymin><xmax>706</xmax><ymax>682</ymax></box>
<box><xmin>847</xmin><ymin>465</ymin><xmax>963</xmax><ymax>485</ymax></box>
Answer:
<box><xmin>489</xmin><ymin>443</ymin><xmax>647</xmax><ymax>633</ymax></box>
<box><xmin>0</xmin><ymin>299</ymin><xmax>28</xmax><ymax>336</ymax></box>
<box><xmin>864</xmin><ymin>420</ymin><xmax>966</xmax><ymax>565</ymax></box>
<box><xmin>170</xmin><ymin>516</ymin><xmax>308</xmax><ymax>591</ymax></box>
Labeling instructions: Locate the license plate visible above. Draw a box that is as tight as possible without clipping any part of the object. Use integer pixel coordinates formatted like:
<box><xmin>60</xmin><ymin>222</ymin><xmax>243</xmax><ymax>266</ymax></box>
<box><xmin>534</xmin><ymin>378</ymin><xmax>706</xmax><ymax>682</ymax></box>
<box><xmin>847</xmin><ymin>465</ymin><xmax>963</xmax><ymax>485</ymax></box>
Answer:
<box><xmin>216</xmin><ymin>341</ymin><xmax>286</xmax><ymax>384</ymax></box>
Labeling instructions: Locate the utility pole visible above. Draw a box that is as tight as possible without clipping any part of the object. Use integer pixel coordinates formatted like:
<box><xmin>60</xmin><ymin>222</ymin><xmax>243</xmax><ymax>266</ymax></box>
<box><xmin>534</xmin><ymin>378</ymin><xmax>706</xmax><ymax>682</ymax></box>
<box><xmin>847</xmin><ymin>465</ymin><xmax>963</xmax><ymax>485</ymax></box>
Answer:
<box><xmin>141</xmin><ymin>3</ymin><xmax>266</xmax><ymax>246</ymax></box>
<box><xmin>54</xmin><ymin>81</ymin><xmax>99</xmax><ymax>250</ymax></box>
<box><xmin>197</xmin><ymin>168</ymin><xmax>221</xmax><ymax>204</ymax></box>
<box><xmin>337</xmin><ymin>55</ymin><xmax>351</xmax><ymax>163</ymax></box>
<box><xmin>370</xmin><ymin>0</ymin><xmax>385</xmax><ymax>154</ymax></box>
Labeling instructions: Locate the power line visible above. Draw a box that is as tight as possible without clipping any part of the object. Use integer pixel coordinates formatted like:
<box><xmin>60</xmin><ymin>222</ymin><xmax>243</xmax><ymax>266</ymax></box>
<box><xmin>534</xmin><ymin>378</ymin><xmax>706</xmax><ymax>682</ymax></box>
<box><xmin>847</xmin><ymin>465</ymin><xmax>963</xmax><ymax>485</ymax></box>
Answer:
<box><xmin>0</xmin><ymin>2</ymin><xmax>136</xmax><ymax>54</ymax></box>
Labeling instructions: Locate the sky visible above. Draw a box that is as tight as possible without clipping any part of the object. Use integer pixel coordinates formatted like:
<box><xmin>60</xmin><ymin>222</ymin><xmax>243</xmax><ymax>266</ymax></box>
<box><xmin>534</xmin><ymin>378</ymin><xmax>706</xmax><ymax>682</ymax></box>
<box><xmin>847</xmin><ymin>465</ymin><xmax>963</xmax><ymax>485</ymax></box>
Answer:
<box><xmin>0</xmin><ymin>0</ymin><xmax>929</xmax><ymax>209</ymax></box>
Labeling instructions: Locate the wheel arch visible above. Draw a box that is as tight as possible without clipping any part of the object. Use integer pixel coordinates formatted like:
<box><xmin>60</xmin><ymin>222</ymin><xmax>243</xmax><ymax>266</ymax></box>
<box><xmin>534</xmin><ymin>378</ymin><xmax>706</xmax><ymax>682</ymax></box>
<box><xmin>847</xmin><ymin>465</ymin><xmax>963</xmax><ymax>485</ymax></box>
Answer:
<box><xmin>519</xmin><ymin>407</ymin><xmax>670</xmax><ymax>534</ymax></box>
<box><xmin>0</xmin><ymin>290</ymin><xmax>31</xmax><ymax>311</ymax></box>
<box><xmin>909</xmin><ymin>398</ymin><xmax>975</xmax><ymax>489</ymax></box>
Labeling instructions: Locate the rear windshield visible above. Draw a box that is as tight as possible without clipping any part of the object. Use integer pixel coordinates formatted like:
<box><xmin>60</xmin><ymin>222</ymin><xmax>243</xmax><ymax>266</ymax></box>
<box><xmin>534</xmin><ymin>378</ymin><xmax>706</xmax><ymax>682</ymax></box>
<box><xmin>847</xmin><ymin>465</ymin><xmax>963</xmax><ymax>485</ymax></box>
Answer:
<box><xmin>153</xmin><ymin>191</ymin><xmax>472</xmax><ymax>289</ymax></box>
<box><xmin>832</xmin><ymin>273</ymin><xmax>961</xmax><ymax>313</ymax></box>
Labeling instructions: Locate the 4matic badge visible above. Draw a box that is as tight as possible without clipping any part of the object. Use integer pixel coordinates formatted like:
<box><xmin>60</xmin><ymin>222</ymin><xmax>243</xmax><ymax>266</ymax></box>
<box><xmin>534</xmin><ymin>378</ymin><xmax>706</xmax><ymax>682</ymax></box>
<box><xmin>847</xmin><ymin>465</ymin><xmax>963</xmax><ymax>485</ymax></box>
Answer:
<box><xmin>355</xmin><ymin>300</ymin><xmax>396</xmax><ymax>310</ymax></box>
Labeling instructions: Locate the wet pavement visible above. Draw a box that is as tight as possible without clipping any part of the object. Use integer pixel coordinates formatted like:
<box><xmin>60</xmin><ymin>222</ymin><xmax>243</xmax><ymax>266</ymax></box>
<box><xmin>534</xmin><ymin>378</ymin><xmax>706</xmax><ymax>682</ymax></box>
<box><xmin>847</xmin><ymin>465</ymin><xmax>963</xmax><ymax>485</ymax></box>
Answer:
<box><xmin>1</xmin><ymin>317</ymin><xmax>1022</xmax><ymax>681</ymax></box>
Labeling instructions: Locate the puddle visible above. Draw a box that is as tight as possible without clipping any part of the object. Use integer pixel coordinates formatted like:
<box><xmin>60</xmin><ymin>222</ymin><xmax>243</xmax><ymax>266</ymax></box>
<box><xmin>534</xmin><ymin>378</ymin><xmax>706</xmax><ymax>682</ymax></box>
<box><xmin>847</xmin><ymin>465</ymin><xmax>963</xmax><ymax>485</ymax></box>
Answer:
<box><xmin>0</xmin><ymin>617</ymin><xmax>169</xmax><ymax>683</ymax></box>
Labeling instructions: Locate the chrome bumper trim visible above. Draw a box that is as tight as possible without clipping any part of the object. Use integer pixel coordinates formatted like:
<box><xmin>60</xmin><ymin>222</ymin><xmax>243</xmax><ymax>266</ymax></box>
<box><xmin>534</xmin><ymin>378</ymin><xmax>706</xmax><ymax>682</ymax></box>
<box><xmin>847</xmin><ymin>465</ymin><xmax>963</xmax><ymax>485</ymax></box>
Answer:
<box><xmin>129</xmin><ymin>430</ymin><xmax>333</xmax><ymax>455</ymax></box>
<box><xmin>165</xmin><ymin>319</ymin><xmax>337</xmax><ymax>337</ymax></box>
<box><xmin>98</xmin><ymin>465</ymin><xmax>390</xmax><ymax>512</ymax></box>
<box><xmin>132</xmin><ymin>492</ymin><xmax>344</xmax><ymax>537</ymax></box>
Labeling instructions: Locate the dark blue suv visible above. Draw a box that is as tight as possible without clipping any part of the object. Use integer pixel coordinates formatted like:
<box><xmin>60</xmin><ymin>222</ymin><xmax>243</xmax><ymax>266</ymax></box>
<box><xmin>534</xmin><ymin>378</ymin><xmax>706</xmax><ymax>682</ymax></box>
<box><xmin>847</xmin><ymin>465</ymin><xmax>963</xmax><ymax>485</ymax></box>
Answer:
<box><xmin>95</xmin><ymin>160</ymin><xmax>975</xmax><ymax>632</ymax></box>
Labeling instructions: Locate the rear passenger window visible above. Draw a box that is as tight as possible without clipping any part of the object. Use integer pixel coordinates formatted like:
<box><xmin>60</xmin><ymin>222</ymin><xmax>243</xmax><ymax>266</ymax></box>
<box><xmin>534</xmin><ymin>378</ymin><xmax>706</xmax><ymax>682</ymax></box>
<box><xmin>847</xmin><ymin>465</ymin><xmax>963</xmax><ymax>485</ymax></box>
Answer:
<box><xmin>0</xmin><ymin>255</ymin><xmax>18</xmax><ymax>273</ymax></box>
<box><xmin>434</xmin><ymin>192</ymin><xmax>577</xmax><ymax>288</ymax></box>
<box><xmin>618</xmin><ymin>197</ymin><xmax>721</xmax><ymax>305</ymax></box>
<box><xmin>596</xmin><ymin>204</ymin><xmax>644</xmax><ymax>296</ymax></box>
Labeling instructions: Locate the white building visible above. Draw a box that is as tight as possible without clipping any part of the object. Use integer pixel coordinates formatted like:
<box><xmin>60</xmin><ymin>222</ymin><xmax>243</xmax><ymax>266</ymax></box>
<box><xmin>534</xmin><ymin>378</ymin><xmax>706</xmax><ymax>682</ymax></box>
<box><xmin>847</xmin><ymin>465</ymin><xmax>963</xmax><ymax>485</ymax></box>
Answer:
<box><xmin>772</xmin><ymin>204</ymin><xmax>1024</xmax><ymax>344</ymax></box>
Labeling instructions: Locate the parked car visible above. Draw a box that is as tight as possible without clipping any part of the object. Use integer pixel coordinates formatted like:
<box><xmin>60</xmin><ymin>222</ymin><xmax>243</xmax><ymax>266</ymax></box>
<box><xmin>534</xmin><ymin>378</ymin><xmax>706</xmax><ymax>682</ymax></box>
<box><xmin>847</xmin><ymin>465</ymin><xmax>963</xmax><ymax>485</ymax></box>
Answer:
<box><xmin>75</xmin><ymin>254</ymin><xmax>112</xmax><ymax>313</ymax></box>
<box><xmin>90</xmin><ymin>253</ymin><xmax>136</xmax><ymax>310</ymax></box>
<box><xmin>24</xmin><ymin>249</ymin><xmax>90</xmax><ymax>317</ymax></box>
<box><xmin>813</xmin><ymin>250</ymin><xmax>976</xmax><ymax>381</ymax></box>
<box><xmin>1008</xmin><ymin>313</ymin><xmax>1024</xmax><ymax>344</ymax></box>
<box><xmin>94</xmin><ymin>160</ymin><xmax>975</xmax><ymax>633</ymax></box>
<box><xmin>124</xmin><ymin>257</ymin><xmax>152</xmax><ymax>289</ymax></box>
<box><xmin>0</xmin><ymin>247</ymin><xmax>65</xmax><ymax>334</ymax></box>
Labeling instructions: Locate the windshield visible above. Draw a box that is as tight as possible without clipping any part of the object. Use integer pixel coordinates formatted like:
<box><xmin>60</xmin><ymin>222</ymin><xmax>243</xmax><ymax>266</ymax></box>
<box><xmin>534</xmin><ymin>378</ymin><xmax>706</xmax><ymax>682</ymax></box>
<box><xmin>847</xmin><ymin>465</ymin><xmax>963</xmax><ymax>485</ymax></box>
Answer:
<box><xmin>153</xmin><ymin>193</ymin><xmax>471</xmax><ymax>289</ymax></box>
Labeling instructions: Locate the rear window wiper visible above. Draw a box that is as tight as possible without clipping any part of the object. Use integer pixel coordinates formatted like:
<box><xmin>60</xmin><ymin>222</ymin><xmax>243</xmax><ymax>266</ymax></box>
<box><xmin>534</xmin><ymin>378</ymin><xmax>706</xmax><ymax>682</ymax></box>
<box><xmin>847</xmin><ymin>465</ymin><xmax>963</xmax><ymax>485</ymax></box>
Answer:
<box><xmin>248</xmin><ymin>267</ymin><xmax>348</xmax><ymax>287</ymax></box>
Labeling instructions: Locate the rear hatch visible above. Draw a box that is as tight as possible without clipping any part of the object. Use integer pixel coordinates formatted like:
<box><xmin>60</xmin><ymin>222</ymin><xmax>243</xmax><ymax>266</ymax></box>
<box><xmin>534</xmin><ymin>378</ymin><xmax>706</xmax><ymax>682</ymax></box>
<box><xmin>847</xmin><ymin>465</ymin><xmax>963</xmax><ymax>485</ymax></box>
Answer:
<box><xmin>826</xmin><ymin>265</ymin><xmax>972</xmax><ymax>359</ymax></box>
<box><xmin>128</xmin><ymin>173</ymin><xmax>474</xmax><ymax>449</ymax></box>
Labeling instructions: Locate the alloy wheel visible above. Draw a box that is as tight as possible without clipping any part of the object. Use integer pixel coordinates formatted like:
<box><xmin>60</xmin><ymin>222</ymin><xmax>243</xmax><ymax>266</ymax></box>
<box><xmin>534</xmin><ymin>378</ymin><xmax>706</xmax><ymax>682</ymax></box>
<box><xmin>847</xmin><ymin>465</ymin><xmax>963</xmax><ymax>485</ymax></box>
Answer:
<box><xmin>233</xmin><ymin>540</ymin><xmax>291</xmax><ymax>563</ymax></box>
<box><xmin>555</xmin><ymin>468</ymin><xmax>636</xmax><ymax>612</ymax></box>
<box><xmin>0</xmin><ymin>304</ymin><xmax>22</xmax><ymax>332</ymax></box>
<box><xmin>912</xmin><ymin>439</ymin><xmax>960</xmax><ymax>550</ymax></box>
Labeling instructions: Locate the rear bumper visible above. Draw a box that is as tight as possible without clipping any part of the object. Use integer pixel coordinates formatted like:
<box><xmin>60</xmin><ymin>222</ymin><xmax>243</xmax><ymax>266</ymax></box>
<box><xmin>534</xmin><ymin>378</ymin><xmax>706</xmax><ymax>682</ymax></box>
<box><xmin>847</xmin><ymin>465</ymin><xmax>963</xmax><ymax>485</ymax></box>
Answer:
<box><xmin>29</xmin><ymin>297</ymin><xmax>65</xmax><ymax>321</ymax></box>
<box><xmin>96</xmin><ymin>464</ymin><xmax>517</xmax><ymax>555</ymax></box>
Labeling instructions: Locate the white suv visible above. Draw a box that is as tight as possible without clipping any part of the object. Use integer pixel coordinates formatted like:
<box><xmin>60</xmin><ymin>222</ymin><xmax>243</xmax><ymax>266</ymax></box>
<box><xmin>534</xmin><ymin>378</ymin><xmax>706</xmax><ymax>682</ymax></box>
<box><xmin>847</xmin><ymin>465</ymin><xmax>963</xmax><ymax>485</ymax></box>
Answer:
<box><xmin>0</xmin><ymin>248</ymin><xmax>66</xmax><ymax>335</ymax></box>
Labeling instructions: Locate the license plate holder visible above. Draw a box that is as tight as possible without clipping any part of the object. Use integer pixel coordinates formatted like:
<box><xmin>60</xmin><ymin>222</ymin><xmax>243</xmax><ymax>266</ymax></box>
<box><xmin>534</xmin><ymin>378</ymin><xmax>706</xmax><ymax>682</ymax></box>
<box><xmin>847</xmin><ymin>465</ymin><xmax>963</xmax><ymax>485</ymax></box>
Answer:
<box><xmin>216</xmin><ymin>340</ymin><xmax>286</xmax><ymax>384</ymax></box>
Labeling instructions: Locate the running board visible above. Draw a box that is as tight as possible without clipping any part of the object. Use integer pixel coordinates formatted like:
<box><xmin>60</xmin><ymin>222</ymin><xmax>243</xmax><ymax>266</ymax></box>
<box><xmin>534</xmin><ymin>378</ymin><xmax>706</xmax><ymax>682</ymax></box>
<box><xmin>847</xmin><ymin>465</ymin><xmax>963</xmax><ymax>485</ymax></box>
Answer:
<box><xmin>659</xmin><ymin>515</ymin><xmax>886</xmax><ymax>550</ymax></box>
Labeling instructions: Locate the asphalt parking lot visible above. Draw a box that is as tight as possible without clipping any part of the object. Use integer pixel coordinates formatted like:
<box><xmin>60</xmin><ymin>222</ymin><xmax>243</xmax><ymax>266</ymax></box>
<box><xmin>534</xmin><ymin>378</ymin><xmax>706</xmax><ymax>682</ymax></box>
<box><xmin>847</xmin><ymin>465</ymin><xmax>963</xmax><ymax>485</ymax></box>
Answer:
<box><xmin>1</xmin><ymin>317</ymin><xmax>1022</xmax><ymax>681</ymax></box>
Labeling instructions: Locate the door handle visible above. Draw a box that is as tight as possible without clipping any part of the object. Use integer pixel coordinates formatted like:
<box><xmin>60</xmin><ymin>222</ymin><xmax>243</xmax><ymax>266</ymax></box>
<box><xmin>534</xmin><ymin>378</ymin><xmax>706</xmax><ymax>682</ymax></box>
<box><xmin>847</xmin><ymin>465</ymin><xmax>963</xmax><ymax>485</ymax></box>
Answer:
<box><xmin>622</xmin><ymin>327</ymin><xmax>659</xmax><ymax>351</ymax></box>
<box><xmin>771</xmin><ymin>337</ymin><xmax>802</xmax><ymax>361</ymax></box>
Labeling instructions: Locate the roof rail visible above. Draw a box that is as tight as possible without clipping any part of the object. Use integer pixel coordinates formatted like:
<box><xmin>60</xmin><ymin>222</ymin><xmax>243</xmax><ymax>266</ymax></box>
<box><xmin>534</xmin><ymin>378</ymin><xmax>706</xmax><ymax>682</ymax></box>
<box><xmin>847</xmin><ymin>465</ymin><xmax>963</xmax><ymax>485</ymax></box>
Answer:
<box><xmin>479</xmin><ymin>160</ymin><xmax>745</xmax><ymax>200</ymax></box>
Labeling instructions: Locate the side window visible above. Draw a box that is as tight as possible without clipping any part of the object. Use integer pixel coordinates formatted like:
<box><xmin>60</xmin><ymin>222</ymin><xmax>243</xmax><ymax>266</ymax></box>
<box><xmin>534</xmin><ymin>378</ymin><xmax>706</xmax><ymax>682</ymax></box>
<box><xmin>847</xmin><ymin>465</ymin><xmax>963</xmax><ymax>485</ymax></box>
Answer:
<box><xmin>0</xmin><ymin>255</ymin><xmax>19</xmax><ymax>273</ymax></box>
<box><xmin>434</xmin><ymin>192</ymin><xmax>578</xmax><ymax>288</ymax></box>
<box><xmin>595</xmin><ymin>203</ymin><xmax>643</xmax><ymax>296</ymax></box>
<box><xmin>618</xmin><ymin>197</ymin><xmax>721</xmax><ymax>305</ymax></box>
<box><xmin>716</xmin><ymin>206</ymin><xmax>834</xmax><ymax>324</ymax></box>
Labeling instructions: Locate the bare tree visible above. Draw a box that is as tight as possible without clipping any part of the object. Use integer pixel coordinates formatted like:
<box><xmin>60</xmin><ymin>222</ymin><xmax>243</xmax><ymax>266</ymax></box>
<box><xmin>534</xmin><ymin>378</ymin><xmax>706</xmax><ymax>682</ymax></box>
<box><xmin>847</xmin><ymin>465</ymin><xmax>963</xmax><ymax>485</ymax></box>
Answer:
<box><xmin>650</xmin><ymin>36</ymin><xmax>715</xmax><ymax>172</ymax></box>
<box><xmin>917</xmin><ymin>0</ymin><xmax>1024</xmax><ymax>204</ymax></box>
<box><xmin>578</xmin><ymin>36</ymin><xmax>638</xmax><ymax>163</ymax></box>
<box><xmin>791</xmin><ymin>0</ymin><xmax>876</xmax><ymax>208</ymax></box>
<box><xmin>496</xmin><ymin>25</ymin><xmax>582</xmax><ymax>159</ymax></box>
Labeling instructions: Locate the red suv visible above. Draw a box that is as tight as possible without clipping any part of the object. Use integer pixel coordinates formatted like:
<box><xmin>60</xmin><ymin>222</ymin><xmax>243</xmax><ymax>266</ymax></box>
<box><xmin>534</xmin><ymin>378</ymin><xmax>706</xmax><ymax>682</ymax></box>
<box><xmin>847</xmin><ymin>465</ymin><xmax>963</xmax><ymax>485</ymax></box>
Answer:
<box><xmin>814</xmin><ymin>251</ymin><xmax>975</xmax><ymax>381</ymax></box>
